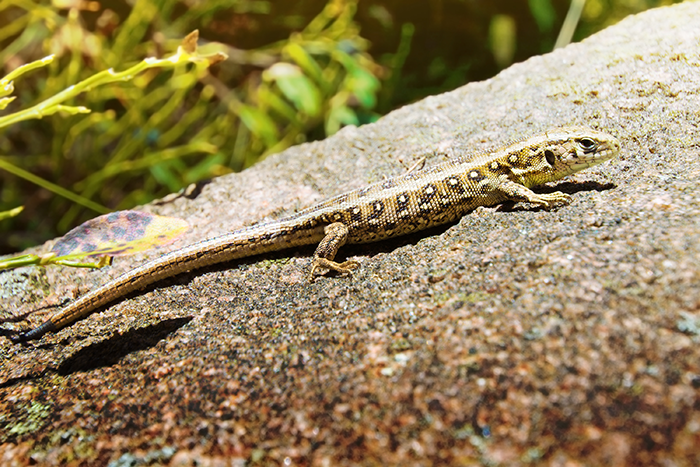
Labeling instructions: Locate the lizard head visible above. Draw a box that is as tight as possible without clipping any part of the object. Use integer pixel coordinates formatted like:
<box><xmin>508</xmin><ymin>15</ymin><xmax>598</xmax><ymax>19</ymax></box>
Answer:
<box><xmin>521</xmin><ymin>127</ymin><xmax>621</xmax><ymax>185</ymax></box>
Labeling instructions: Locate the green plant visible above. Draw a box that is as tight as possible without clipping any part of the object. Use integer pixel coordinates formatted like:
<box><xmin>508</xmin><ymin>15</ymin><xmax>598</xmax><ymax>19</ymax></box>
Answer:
<box><xmin>0</xmin><ymin>0</ymin><xmax>383</xmax><ymax>251</ymax></box>
<box><xmin>0</xmin><ymin>30</ymin><xmax>224</xmax><ymax>213</ymax></box>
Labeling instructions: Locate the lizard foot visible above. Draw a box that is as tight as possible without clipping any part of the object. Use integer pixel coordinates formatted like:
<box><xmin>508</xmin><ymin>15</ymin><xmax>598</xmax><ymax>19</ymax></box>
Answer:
<box><xmin>308</xmin><ymin>258</ymin><xmax>359</xmax><ymax>282</ymax></box>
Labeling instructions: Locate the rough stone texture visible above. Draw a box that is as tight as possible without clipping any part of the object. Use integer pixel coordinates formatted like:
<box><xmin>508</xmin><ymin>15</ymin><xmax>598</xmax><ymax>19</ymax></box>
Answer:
<box><xmin>2</xmin><ymin>3</ymin><xmax>700</xmax><ymax>466</ymax></box>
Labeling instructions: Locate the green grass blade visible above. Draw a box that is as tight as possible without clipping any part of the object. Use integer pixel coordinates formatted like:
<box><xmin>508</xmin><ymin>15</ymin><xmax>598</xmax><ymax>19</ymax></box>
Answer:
<box><xmin>0</xmin><ymin>158</ymin><xmax>109</xmax><ymax>213</ymax></box>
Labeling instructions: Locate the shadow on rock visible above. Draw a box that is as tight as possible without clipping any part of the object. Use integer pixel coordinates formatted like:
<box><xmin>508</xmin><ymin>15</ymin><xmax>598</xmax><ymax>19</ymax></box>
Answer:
<box><xmin>57</xmin><ymin>317</ymin><xmax>192</xmax><ymax>375</ymax></box>
<box><xmin>536</xmin><ymin>179</ymin><xmax>616</xmax><ymax>195</ymax></box>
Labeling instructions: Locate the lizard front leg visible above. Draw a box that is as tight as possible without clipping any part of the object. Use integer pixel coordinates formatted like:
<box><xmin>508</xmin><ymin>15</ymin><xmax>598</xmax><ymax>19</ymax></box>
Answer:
<box><xmin>308</xmin><ymin>222</ymin><xmax>359</xmax><ymax>281</ymax></box>
<box><xmin>498</xmin><ymin>179</ymin><xmax>572</xmax><ymax>207</ymax></box>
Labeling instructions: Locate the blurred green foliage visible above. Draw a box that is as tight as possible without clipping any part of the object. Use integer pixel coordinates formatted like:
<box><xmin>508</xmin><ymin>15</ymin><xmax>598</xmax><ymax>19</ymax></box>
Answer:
<box><xmin>0</xmin><ymin>0</ymin><xmax>382</xmax><ymax>250</ymax></box>
<box><xmin>0</xmin><ymin>32</ymin><xmax>225</xmax><ymax>217</ymax></box>
<box><xmin>0</xmin><ymin>0</ymin><xmax>685</xmax><ymax>252</ymax></box>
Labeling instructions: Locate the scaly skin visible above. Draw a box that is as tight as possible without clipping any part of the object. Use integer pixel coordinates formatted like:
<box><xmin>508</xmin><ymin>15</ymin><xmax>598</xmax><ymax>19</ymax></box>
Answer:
<box><xmin>10</xmin><ymin>127</ymin><xmax>620</xmax><ymax>343</ymax></box>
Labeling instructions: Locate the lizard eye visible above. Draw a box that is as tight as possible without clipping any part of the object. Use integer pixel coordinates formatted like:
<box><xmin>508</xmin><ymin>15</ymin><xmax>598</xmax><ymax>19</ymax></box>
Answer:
<box><xmin>544</xmin><ymin>149</ymin><xmax>556</xmax><ymax>166</ymax></box>
<box><xmin>577</xmin><ymin>138</ymin><xmax>597</xmax><ymax>153</ymax></box>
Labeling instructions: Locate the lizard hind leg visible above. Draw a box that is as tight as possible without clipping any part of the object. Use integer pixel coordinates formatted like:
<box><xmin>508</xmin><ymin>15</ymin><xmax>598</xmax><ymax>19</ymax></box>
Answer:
<box><xmin>308</xmin><ymin>222</ymin><xmax>359</xmax><ymax>281</ymax></box>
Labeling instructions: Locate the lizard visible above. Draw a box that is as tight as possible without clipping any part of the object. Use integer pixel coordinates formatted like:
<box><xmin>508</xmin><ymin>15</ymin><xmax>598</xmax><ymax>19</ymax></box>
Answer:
<box><xmin>9</xmin><ymin>126</ymin><xmax>620</xmax><ymax>343</ymax></box>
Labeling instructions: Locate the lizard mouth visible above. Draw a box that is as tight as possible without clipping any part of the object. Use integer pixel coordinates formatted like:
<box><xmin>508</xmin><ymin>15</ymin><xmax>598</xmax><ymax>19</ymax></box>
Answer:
<box><xmin>564</xmin><ymin>140</ymin><xmax>620</xmax><ymax>173</ymax></box>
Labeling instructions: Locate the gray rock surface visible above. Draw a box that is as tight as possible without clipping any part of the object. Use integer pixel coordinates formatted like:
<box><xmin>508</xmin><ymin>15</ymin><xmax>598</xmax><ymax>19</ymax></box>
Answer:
<box><xmin>2</xmin><ymin>3</ymin><xmax>700</xmax><ymax>465</ymax></box>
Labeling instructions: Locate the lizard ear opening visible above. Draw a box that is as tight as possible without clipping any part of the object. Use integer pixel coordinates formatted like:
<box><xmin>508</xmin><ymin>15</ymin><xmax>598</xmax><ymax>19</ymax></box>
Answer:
<box><xmin>544</xmin><ymin>149</ymin><xmax>556</xmax><ymax>166</ymax></box>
